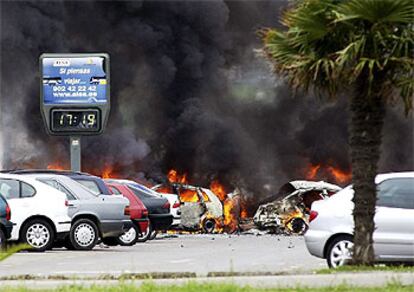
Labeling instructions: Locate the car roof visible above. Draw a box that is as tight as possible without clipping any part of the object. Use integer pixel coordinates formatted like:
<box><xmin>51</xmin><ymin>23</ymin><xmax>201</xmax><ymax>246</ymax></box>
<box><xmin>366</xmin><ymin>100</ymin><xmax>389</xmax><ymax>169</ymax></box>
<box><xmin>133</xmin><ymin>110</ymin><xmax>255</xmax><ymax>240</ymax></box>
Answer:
<box><xmin>2</xmin><ymin>169</ymin><xmax>90</xmax><ymax>176</ymax></box>
<box><xmin>376</xmin><ymin>171</ymin><xmax>414</xmax><ymax>183</ymax></box>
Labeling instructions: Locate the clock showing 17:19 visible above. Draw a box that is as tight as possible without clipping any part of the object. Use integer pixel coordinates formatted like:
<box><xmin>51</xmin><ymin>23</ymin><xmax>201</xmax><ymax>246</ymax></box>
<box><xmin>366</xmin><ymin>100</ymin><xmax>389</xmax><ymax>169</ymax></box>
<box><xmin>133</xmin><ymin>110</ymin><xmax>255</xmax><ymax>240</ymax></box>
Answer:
<box><xmin>51</xmin><ymin>109</ymin><xmax>101</xmax><ymax>133</ymax></box>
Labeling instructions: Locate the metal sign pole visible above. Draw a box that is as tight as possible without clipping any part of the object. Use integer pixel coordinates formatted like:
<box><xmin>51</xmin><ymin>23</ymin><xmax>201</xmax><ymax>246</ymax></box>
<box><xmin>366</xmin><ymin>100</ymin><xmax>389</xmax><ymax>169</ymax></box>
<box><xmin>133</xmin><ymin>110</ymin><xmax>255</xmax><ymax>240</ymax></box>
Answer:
<box><xmin>70</xmin><ymin>136</ymin><xmax>81</xmax><ymax>172</ymax></box>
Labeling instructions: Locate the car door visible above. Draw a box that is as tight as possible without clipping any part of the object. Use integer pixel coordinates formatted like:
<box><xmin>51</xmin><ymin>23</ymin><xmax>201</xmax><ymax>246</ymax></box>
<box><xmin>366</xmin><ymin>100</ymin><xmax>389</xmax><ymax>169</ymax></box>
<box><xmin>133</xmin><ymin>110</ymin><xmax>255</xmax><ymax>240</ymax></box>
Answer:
<box><xmin>374</xmin><ymin>177</ymin><xmax>414</xmax><ymax>260</ymax></box>
<box><xmin>38</xmin><ymin>178</ymin><xmax>80</xmax><ymax>218</ymax></box>
<box><xmin>0</xmin><ymin>179</ymin><xmax>36</xmax><ymax>240</ymax></box>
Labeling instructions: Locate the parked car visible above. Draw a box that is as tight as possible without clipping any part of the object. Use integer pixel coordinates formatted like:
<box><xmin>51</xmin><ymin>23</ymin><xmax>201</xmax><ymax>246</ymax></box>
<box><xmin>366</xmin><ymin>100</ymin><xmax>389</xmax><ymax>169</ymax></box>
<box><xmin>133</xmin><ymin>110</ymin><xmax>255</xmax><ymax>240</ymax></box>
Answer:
<box><xmin>106</xmin><ymin>180</ymin><xmax>173</xmax><ymax>241</ymax></box>
<box><xmin>305</xmin><ymin>172</ymin><xmax>414</xmax><ymax>268</ymax></box>
<box><xmin>7</xmin><ymin>170</ymin><xmax>112</xmax><ymax>195</ymax></box>
<box><xmin>113</xmin><ymin>179</ymin><xmax>181</xmax><ymax>227</ymax></box>
<box><xmin>0</xmin><ymin>173</ymin><xmax>71</xmax><ymax>251</ymax></box>
<box><xmin>105</xmin><ymin>182</ymin><xmax>150</xmax><ymax>245</ymax></box>
<box><xmin>23</xmin><ymin>174</ymin><xmax>131</xmax><ymax>250</ymax></box>
<box><xmin>0</xmin><ymin>193</ymin><xmax>13</xmax><ymax>249</ymax></box>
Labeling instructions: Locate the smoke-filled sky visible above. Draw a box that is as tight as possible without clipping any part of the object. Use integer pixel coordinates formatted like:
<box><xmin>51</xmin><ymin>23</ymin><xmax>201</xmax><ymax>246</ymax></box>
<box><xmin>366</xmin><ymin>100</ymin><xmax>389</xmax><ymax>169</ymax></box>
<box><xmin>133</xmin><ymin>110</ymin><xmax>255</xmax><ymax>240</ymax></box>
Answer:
<box><xmin>0</xmin><ymin>1</ymin><xmax>413</xmax><ymax>199</ymax></box>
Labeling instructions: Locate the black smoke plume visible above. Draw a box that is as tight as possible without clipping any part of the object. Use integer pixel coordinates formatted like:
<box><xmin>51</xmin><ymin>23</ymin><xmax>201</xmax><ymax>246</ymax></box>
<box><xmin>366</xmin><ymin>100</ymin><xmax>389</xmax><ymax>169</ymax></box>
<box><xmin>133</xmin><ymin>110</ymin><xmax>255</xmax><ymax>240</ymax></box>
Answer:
<box><xmin>1</xmin><ymin>1</ymin><xmax>412</xmax><ymax>204</ymax></box>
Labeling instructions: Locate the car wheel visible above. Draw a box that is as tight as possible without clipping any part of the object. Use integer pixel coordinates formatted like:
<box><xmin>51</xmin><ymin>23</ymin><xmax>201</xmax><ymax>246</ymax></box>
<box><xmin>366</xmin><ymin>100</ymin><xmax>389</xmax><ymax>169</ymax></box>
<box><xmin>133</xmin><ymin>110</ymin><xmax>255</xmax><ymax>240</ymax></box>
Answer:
<box><xmin>202</xmin><ymin>218</ymin><xmax>216</xmax><ymax>233</ymax></box>
<box><xmin>136</xmin><ymin>222</ymin><xmax>152</xmax><ymax>243</ymax></box>
<box><xmin>327</xmin><ymin>235</ymin><xmax>354</xmax><ymax>268</ymax></box>
<box><xmin>70</xmin><ymin>219</ymin><xmax>98</xmax><ymax>250</ymax></box>
<box><xmin>286</xmin><ymin>217</ymin><xmax>308</xmax><ymax>235</ymax></box>
<box><xmin>149</xmin><ymin>230</ymin><xmax>157</xmax><ymax>240</ymax></box>
<box><xmin>117</xmin><ymin>223</ymin><xmax>139</xmax><ymax>246</ymax></box>
<box><xmin>0</xmin><ymin>228</ymin><xmax>6</xmax><ymax>250</ymax></box>
<box><xmin>22</xmin><ymin>219</ymin><xmax>55</xmax><ymax>252</ymax></box>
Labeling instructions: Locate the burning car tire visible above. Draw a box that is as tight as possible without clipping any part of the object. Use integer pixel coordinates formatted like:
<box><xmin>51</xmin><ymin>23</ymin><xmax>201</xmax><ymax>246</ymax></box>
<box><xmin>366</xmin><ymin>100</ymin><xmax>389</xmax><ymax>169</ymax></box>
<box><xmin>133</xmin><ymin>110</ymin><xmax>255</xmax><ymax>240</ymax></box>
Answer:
<box><xmin>286</xmin><ymin>217</ymin><xmax>308</xmax><ymax>235</ymax></box>
<box><xmin>117</xmin><ymin>224</ymin><xmax>139</xmax><ymax>246</ymax></box>
<box><xmin>21</xmin><ymin>219</ymin><xmax>55</xmax><ymax>252</ymax></box>
<box><xmin>69</xmin><ymin>219</ymin><xmax>98</xmax><ymax>250</ymax></box>
<box><xmin>202</xmin><ymin>218</ymin><xmax>216</xmax><ymax>233</ymax></box>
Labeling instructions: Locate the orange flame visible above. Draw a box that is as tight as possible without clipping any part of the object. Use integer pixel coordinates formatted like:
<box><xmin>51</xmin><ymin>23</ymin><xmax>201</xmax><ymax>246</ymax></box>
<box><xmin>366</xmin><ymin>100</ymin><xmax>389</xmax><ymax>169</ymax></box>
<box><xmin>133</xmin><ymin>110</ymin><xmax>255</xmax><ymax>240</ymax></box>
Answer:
<box><xmin>102</xmin><ymin>165</ymin><xmax>114</xmax><ymax>179</ymax></box>
<box><xmin>306</xmin><ymin>164</ymin><xmax>321</xmax><ymax>180</ymax></box>
<box><xmin>179</xmin><ymin>189</ymin><xmax>199</xmax><ymax>202</ymax></box>
<box><xmin>47</xmin><ymin>163</ymin><xmax>67</xmax><ymax>170</ymax></box>
<box><xmin>305</xmin><ymin>163</ymin><xmax>351</xmax><ymax>184</ymax></box>
<box><xmin>327</xmin><ymin>166</ymin><xmax>352</xmax><ymax>184</ymax></box>
<box><xmin>167</xmin><ymin>169</ymin><xmax>188</xmax><ymax>184</ymax></box>
<box><xmin>209</xmin><ymin>180</ymin><xmax>227</xmax><ymax>201</ymax></box>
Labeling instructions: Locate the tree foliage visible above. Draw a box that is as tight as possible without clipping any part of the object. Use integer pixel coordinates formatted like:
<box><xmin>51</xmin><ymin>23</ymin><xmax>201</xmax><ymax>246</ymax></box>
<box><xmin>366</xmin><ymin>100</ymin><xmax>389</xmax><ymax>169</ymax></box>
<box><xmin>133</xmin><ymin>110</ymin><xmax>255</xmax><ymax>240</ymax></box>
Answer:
<box><xmin>262</xmin><ymin>0</ymin><xmax>414</xmax><ymax>112</ymax></box>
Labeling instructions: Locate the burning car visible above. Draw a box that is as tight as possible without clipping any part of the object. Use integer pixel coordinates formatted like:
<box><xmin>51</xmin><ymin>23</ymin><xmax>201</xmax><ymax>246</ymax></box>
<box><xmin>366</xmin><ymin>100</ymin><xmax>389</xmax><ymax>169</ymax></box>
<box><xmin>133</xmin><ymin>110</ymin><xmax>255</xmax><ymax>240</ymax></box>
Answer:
<box><xmin>154</xmin><ymin>183</ymin><xmax>223</xmax><ymax>233</ymax></box>
<box><xmin>254</xmin><ymin>181</ymin><xmax>342</xmax><ymax>235</ymax></box>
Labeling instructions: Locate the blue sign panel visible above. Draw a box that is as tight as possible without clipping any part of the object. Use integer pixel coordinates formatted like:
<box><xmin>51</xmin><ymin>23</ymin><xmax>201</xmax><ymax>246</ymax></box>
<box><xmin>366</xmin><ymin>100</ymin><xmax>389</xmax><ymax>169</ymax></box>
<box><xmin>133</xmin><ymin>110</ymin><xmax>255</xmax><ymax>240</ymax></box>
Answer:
<box><xmin>42</xmin><ymin>56</ymin><xmax>107</xmax><ymax>104</ymax></box>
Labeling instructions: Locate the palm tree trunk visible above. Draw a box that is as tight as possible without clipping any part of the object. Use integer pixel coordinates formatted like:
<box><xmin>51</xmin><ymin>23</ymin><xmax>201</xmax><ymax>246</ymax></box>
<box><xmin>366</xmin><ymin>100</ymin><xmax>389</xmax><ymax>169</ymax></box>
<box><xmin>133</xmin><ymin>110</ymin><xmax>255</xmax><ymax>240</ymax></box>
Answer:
<box><xmin>350</xmin><ymin>75</ymin><xmax>385</xmax><ymax>265</ymax></box>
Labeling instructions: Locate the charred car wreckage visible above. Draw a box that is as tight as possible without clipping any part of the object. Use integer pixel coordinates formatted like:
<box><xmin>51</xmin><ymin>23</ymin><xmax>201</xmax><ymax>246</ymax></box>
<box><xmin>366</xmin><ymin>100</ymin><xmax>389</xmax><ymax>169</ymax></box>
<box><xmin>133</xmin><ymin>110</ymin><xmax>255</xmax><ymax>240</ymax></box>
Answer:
<box><xmin>253</xmin><ymin>181</ymin><xmax>342</xmax><ymax>235</ymax></box>
<box><xmin>153</xmin><ymin>183</ymin><xmax>224</xmax><ymax>233</ymax></box>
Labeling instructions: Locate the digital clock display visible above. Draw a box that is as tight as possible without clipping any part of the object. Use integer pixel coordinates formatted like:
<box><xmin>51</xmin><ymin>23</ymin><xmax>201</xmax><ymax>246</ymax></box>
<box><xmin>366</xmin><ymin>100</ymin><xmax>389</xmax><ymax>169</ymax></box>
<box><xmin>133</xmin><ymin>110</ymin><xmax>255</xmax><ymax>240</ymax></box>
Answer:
<box><xmin>51</xmin><ymin>109</ymin><xmax>101</xmax><ymax>133</ymax></box>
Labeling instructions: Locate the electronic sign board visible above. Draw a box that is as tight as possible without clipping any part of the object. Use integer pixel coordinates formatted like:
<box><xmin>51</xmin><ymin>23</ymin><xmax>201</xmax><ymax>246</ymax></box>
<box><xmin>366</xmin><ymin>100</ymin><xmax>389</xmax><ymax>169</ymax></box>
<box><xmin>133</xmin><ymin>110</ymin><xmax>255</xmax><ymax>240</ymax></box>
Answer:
<box><xmin>40</xmin><ymin>53</ymin><xmax>110</xmax><ymax>135</ymax></box>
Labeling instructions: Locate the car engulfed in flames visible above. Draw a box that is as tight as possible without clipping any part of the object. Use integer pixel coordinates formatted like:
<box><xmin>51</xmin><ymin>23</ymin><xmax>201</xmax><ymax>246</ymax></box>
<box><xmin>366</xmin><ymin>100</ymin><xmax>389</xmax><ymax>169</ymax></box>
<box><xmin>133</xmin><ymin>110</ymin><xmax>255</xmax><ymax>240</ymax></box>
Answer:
<box><xmin>253</xmin><ymin>180</ymin><xmax>342</xmax><ymax>235</ymax></box>
<box><xmin>153</xmin><ymin>170</ymin><xmax>245</xmax><ymax>234</ymax></box>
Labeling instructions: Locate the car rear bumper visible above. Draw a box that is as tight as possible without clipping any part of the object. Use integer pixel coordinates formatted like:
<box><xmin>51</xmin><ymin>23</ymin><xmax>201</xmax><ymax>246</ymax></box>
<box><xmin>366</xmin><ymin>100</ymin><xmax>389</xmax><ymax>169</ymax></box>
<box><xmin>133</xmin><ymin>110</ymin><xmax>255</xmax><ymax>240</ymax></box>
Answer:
<box><xmin>304</xmin><ymin>229</ymin><xmax>332</xmax><ymax>258</ymax></box>
<box><xmin>149</xmin><ymin>214</ymin><xmax>173</xmax><ymax>231</ymax></box>
<box><xmin>133</xmin><ymin>218</ymin><xmax>149</xmax><ymax>233</ymax></box>
<box><xmin>3</xmin><ymin>222</ymin><xmax>13</xmax><ymax>239</ymax></box>
<box><xmin>101</xmin><ymin>219</ymin><xmax>132</xmax><ymax>238</ymax></box>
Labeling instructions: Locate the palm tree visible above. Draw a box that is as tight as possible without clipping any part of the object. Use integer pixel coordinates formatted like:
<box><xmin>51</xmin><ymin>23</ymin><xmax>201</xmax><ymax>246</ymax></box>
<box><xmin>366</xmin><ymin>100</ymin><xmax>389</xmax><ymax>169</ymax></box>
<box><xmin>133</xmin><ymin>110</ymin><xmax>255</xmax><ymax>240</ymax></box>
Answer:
<box><xmin>261</xmin><ymin>0</ymin><xmax>413</xmax><ymax>265</ymax></box>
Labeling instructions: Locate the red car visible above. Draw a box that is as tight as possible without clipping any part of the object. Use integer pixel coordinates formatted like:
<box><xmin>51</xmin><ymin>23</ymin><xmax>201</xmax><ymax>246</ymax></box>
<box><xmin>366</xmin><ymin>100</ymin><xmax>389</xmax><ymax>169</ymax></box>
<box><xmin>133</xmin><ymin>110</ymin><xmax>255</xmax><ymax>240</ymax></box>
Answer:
<box><xmin>106</xmin><ymin>182</ymin><xmax>150</xmax><ymax>245</ymax></box>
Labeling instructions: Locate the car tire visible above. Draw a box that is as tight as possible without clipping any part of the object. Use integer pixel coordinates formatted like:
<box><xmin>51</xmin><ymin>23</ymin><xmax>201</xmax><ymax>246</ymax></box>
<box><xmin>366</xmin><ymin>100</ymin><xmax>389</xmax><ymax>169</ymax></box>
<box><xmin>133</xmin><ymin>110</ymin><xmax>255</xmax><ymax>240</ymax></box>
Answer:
<box><xmin>202</xmin><ymin>218</ymin><xmax>216</xmax><ymax>233</ymax></box>
<box><xmin>149</xmin><ymin>230</ymin><xmax>157</xmax><ymax>240</ymax></box>
<box><xmin>117</xmin><ymin>223</ymin><xmax>139</xmax><ymax>246</ymax></box>
<box><xmin>69</xmin><ymin>219</ymin><xmax>98</xmax><ymax>250</ymax></box>
<box><xmin>0</xmin><ymin>228</ymin><xmax>6</xmax><ymax>250</ymax></box>
<box><xmin>136</xmin><ymin>222</ymin><xmax>152</xmax><ymax>243</ymax></box>
<box><xmin>326</xmin><ymin>235</ymin><xmax>354</xmax><ymax>268</ymax></box>
<box><xmin>21</xmin><ymin>219</ymin><xmax>55</xmax><ymax>252</ymax></box>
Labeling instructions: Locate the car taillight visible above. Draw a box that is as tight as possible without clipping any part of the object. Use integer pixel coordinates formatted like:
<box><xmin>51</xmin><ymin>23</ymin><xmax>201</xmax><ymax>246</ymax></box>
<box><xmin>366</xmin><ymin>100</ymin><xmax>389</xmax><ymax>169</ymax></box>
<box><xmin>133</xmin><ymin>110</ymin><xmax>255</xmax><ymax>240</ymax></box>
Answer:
<box><xmin>172</xmin><ymin>201</ymin><xmax>180</xmax><ymax>208</ymax></box>
<box><xmin>5</xmin><ymin>204</ymin><xmax>11</xmax><ymax>221</ymax></box>
<box><xmin>162</xmin><ymin>202</ymin><xmax>170</xmax><ymax>209</ymax></box>
<box><xmin>309</xmin><ymin>210</ymin><xmax>318</xmax><ymax>222</ymax></box>
<box><xmin>124</xmin><ymin>206</ymin><xmax>130</xmax><ymax>216</ymax></box>
<box><xmin>142</xmin><ymin>209</ymin><xmax>148</xmax><ymax>217</ymax></box>
<box><xmin>65</xmin><ymin>200</ymin><xmax>69</xmax><ymax>206</ymax></box>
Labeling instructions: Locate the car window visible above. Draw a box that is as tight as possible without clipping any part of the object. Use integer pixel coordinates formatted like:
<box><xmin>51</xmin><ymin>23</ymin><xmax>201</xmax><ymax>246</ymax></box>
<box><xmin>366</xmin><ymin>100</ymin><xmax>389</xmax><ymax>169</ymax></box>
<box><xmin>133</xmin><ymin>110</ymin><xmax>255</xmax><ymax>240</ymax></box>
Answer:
<box><xmin>377</xmin><ymin>178</ymin><xmax>414</xmax><ymax>209</ymax></box>
<box><xmin>37</xmin><ymin>179</ymin><xmax>77</xmax><ymax>200</ymax></box>
<box><xmin>109</xmin><ymin>186</ymin><xmax>122</xmax><ymax>195</ymax></box>
<box><xmin>76</xmin><ymin>180</ymin><xmax>101</xmax><ymax>195</ymax></box>
<box><xmin>129</xmin><ymin>186</ymin><xmax>153</xmax><ymax>199</ymax></box>
<box><xmin>0</xmin><ymin>179</ymin><xmax>20</xmax><ymax>199</ymax></box>
<box><xmin>21</xmin><ymin>182</ymin><xmax>36</xmax><ymax>198</ymax></box>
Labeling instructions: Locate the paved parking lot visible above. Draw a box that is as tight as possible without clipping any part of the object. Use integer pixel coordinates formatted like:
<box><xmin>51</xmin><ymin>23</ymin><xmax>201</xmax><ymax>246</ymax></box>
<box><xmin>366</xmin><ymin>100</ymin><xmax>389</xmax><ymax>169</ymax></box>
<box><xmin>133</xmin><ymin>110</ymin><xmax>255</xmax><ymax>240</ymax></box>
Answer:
<box><xmin>0</xmin><ymin>234</ymin><xmax>326</xmax><ymax>278</ymax></box>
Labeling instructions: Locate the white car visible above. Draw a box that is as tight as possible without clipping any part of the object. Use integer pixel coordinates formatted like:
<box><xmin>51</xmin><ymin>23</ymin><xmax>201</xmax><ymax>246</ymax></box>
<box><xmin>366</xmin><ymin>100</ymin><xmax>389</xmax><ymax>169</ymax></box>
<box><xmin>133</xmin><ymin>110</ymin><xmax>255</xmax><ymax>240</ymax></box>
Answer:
<box><xmin>305</xmin><ymin>172</ymin><xmax>414</xmax><ymax>268</ymax></box>
<box><xmin>0</xmin><ymin>174</ymin><xmax>71</xmax><ymax>251</ymax></box>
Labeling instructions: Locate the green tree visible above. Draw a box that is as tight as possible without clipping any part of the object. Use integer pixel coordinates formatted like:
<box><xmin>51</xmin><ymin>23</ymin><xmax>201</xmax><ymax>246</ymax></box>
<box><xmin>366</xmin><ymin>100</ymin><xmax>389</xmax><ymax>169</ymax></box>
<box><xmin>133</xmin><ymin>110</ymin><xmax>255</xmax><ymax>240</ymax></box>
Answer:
<box><xmin>261</xmin><ymin>0</ymin><xmax>413</xmax><ymax>265</ymax></box>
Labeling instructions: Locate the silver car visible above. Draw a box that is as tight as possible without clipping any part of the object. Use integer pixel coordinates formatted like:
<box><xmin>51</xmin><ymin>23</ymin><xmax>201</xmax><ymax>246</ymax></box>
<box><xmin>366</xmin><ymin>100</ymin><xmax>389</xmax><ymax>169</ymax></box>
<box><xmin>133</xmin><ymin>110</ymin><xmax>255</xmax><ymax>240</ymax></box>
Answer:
<box><xmin>24</xmin><ymin>174</ymin><xmax>131</xmax><ymax>250</ymax></box>
<box><xmin>305</xmin><ymin>172</ymin><xmax>414</xmax><ymax>268</ymax></box>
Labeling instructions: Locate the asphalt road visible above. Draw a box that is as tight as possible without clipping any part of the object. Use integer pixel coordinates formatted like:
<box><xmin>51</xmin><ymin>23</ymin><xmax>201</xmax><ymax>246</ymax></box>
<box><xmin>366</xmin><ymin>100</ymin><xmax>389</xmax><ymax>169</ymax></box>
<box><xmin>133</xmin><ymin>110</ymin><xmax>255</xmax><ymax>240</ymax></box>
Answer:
<box><xmin>0</xmin><ymin>234</ymin><xmax>326</xmax><ymax>278</ymax></box>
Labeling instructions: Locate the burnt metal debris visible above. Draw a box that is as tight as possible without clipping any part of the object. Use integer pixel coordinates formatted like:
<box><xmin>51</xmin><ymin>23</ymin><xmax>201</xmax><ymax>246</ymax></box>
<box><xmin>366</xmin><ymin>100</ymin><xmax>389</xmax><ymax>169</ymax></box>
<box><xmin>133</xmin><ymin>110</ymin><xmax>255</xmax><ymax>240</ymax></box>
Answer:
<box><xmin>253</xmin><ymin>181</ymin><xmax>342</xmax><ymax>235</ymax></box>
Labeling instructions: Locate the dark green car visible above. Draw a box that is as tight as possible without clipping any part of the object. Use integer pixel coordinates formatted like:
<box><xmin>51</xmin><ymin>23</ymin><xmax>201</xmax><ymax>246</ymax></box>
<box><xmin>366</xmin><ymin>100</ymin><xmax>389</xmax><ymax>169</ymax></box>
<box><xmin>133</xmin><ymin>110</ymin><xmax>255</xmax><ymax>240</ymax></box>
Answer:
<box><xmin>0</xmin><ymin>193</ymin><xmax>13</xmax><ymax>249</ymax></box>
